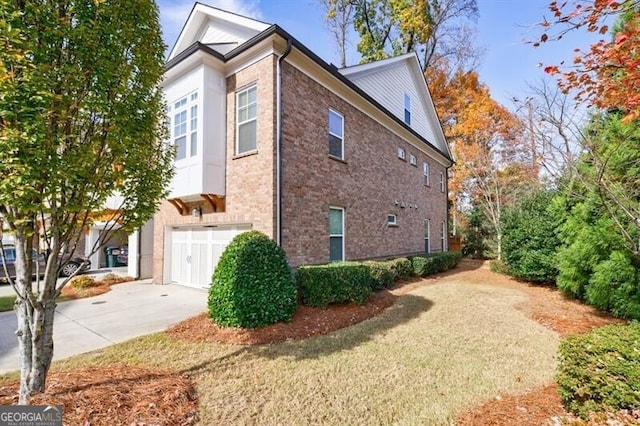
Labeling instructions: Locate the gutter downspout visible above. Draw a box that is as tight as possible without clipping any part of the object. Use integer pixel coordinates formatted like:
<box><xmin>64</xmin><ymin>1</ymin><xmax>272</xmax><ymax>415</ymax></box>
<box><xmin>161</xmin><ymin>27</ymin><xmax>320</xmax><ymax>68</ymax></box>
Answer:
<box><xmin>276</xmin><ymin>38</ymin><xmax>293</xmax><ymax>246</ymax></box>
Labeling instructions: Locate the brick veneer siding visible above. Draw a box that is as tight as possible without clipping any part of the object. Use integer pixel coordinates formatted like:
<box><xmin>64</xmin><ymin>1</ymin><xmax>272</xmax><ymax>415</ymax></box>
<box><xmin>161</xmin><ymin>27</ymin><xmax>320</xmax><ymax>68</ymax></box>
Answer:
<box><xmin>152</xmin><ymin>55</ymin><xmax>277</xmax><ymax>284</ymax></box>
<box><xmin>280</xmin><ymin>62</ymin><xmax>448</xmax><ymax>267</ymax></box>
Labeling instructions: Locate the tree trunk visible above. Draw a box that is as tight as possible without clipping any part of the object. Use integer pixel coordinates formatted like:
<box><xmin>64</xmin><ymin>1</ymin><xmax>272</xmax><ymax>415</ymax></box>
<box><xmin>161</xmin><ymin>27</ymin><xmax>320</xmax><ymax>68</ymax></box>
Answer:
<box><xmin>14</xmin><ymin>231</ymin><xmax>60</xmax><ymax>404</ymax></box>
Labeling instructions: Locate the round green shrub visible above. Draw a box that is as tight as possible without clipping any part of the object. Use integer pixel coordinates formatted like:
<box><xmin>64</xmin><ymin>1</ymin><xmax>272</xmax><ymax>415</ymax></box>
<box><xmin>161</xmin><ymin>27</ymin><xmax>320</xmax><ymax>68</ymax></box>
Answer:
<box><xmin>557</xmin><ymin>324</ymin><xmax>640</xmax><ymax>418</ymax></box>
<box><xmin>208</xmin><ymin>231</ymin><xmax>297</xmax><ymax>328</ymax></box>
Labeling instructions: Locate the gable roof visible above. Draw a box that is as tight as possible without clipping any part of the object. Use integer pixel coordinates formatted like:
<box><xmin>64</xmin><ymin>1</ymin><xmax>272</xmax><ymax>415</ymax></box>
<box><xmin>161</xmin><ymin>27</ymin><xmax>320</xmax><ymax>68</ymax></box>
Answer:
<box><xmin>166</xmin><ymin>5</ymin><xmax>453</xmax><ymax>166</ymax></box>
<box><xmin>340</xmin><ymin>54</ymin><xmax>452</xmax><ymax>159</ymax></box>
<box><xmin>168</xmin><ymin>2</ymin><xmax>270</xmax><ymax>60</ymax></box>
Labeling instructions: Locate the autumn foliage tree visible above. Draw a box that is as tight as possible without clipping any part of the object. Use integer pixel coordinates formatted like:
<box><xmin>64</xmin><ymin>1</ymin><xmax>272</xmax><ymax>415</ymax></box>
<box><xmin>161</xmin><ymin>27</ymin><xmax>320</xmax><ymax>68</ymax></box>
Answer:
<box><xmin>539</xmin><ymin>0</ymin><xmax>640</xmax><ymax>121</ymax></box>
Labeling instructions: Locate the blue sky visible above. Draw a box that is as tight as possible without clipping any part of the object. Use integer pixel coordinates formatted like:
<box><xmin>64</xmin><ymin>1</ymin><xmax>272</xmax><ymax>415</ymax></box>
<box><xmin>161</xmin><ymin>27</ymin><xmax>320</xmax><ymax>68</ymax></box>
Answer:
<box><xmin>157</xmin><ymin>0</ymin><xmax>606</xmax><ymax>107</ymax></box>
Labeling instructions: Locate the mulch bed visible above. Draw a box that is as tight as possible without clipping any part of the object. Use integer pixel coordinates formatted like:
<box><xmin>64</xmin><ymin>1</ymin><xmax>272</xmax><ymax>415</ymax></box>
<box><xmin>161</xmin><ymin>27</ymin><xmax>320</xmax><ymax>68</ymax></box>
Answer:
<box><xmin>0</xmin><ymin>365</ymin><xmax>198</xmax><ymax>425</ymax></box>
<box><xmin>59</xmin><ymin>274</ymin><xmax>133</xmax><ymax>300</ymax></box>
<box><xmin>1</xmin><ymin>261</ymin><xmax>632</xmax><ymax>425</ymax></box>
<box><xmin>167</xmin><ymin>288</ymin><xmax>398</xmax><ymax>345</ymax></box>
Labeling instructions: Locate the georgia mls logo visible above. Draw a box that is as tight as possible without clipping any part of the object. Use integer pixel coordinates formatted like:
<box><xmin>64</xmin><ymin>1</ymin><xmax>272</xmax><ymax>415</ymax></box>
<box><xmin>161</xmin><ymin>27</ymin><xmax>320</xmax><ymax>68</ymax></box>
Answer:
<box><xmin>0</xmin><ymin>405</ymin><xmax>63</xmax><ymax>426</ymax></box>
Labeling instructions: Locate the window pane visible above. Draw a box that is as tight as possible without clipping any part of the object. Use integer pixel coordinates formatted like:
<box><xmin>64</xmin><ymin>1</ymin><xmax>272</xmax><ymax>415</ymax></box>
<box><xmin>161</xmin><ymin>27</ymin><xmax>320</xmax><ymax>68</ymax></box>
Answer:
<box><xmin>329</xmin><ymin>236</ymin><xmax>343</xmax><ymax>261</ymax></box>
<box><xmin>404</xmin><ymin>110</ymin><xmax>411</xmax><ymax>125</ymax></box>
<box><xmin>174</xmin><ymin>111</ymin><xmax>186</xmax><ymax>136</ymax></box>
<box><xmin>238</xmin><ymin>120</ymin><xmax>257</xmax><ymax>153</ymax></box>
<box><xmin>190</xmin><ymin>105</ymin><xmax>197</xmax><ymax>131</ymax></box>
<box><xmin>329</xmin><ymin>208</ymin><xmax>343</xmax><ymax>235</ymax></box>
<box><xmin>175</xmin><ymin>135</ymin><xmax>186</xmax><ymax>160</ymax></box>
<box><xmin>329</xmin><ymin>134</ymin><xmax>343</xmax><ymax>158</ymax></box>
<box><xmin>329</xmin><ymin>111</ymin><xmax>343</xmax><ymax>137</ymax></box>
<box><xmin>404</xmin><ymin>93</ymin><xmax>411</xmax><ymax>110</ymax></box>
<box><xmin>190</xmin><ymin>132</ymin><xmax>197</xmax><ymax>156</ymax></box>
<box><xmin>238</xmin><ymin>106</ymin><xmax>248</xmax><ymax>123</ymax></box>
<box><xmin>238</xmin><ymin>90</ymin><xmax>248</xmax><ymax>108</ymax></box>
<box><xmin>425</xmin><ymin>238</ymin><xmax>430</xmax><ymax>253</ymax></box>
<box><xmin>247</xmin><ymin>103</ymin><xmax>257</xmax><ymax>120</ymax></box>
<box><xmin>248</xmin><ymin>86</ymin><xmax>257</xmax><ymax>103</ymax></box>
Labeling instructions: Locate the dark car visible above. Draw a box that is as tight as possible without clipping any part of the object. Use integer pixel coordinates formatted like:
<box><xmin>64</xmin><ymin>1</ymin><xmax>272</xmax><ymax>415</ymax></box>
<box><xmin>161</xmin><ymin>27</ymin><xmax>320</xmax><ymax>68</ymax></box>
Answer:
<box><xmin>0</xmin><ymin>246</ymin><xmax>90</xmax><ymax>280</ymax></box>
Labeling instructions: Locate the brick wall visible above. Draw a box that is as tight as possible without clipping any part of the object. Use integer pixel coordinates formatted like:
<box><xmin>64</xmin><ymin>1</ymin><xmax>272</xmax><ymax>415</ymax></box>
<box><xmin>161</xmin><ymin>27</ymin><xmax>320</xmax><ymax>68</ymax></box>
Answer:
<box><xmin>280</xmin><ymin>63</ymin><xmax>449</xmax><ymax>266</ymax></box>
<box><xmin>152</xmin><ymin>55</ymin><xmax>277</xmax><ymax>284</ymax></box>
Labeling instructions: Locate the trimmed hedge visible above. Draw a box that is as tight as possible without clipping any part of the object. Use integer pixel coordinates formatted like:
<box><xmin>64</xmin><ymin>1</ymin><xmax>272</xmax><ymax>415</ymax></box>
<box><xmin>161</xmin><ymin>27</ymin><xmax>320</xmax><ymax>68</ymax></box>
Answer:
<box><xmin>411</xmin><ymin>252</ymin><xmax>461</xmax><ymax>277</ymax></box>
<box><xmin>208</xmin><ymin>231</ymin><xmax>297</xmax><ymax>328</ymax></box>
<box><xmin>363</xmin><ymin>261</ymin><xmax>395</xmax><ymax>290</ymax></box>
<box><xmin>296</xmin><ymin>262</ymin><xmax>374</xmax><ymax>308</ymax></box>
<box><xmin>386</xmin><ymin>257</ymin><xmax>413</xmax><ymax>280</ymax></box>
<box><xmin>557</xmin><ymin>324</ymin><xmax>640</xmax><ymax>418</ymax></box>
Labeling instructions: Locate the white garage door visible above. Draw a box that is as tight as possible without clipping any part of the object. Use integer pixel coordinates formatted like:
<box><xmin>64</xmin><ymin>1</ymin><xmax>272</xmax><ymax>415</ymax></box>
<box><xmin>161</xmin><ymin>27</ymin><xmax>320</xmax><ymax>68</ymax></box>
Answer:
<box><xmin>169</xmin><ymin>226</ymin><xmax>248</xmax><ymax>288</ymax></box>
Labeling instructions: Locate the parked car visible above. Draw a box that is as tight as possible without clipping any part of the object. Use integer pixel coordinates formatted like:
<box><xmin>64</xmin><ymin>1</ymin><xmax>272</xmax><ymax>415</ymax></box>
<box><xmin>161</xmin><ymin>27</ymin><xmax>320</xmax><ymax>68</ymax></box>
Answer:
<box><xmin>0</xmin><ymin>245</ymin><xmax>90</xmax><ymax>281</ymax></box>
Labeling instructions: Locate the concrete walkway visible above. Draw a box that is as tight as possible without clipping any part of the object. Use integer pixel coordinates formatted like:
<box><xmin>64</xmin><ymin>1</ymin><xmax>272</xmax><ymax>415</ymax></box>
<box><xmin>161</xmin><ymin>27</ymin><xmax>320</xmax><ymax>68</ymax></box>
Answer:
<box><xmin>0</xmin><ymin>280</ymin><xmax>207</xmax><ymax>374</ymax></box>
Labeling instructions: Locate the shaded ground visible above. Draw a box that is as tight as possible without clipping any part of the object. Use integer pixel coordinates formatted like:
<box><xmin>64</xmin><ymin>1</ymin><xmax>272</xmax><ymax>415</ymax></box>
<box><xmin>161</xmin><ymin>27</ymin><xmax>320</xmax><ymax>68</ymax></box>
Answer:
<box><xmin>0</xmin><ymin>259</ymin><xmax>628</xmax><ymax>425</ymax></box>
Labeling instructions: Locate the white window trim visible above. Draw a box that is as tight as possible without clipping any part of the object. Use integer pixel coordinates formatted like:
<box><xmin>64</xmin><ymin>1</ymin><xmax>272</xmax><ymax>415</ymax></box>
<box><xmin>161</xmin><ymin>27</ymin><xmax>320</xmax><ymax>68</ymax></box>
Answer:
<box><xmin>328</xmin><ymin>109</ymin><xmax>344</xmax><ymax>160</ymax></box>
<box><xmin>397</xmin><ymin>147</ymin><xmax>406</xmax><ymax>160</ymax></box>
<box><xmin>409</xmin><ymin>154</ymin><xmax>417</xmax><ymax>166</ymax></box>
<box><xmin>423</xmin><ymin>162</ymin><xmax>430</xmax><ymax>186</ymax></box>
<box><xmin>425</xmin><ymin>219</ymin><xmax>431</xmax><ymax>254</ymax></box>
<box><xmin>170</xmin><ymin>91</ymin><xmax>198</xmax><ymax>162</ymax></box>
<box><xmin>387</xmin><ymin>214</ymin><xmax>397</xmax><ymax>226</ymax></box>
<box><xmin>439</xmin><ymin>172</ymin><xmax>445</xmax><ymax>193</ymax></box>
<box><xmin>236</xmin><ymin>84</ymin><xmax>257</xmax><ymax>155</ymax></box>
<box><xmin>440</xmin><ymin>221</ymin><xmax>446</xmax><ymax>252</ymax></box>
<box><xmin>329</xmin><ymin>206</ymin><xmax>345</xmax><ymax>261</ymax></box>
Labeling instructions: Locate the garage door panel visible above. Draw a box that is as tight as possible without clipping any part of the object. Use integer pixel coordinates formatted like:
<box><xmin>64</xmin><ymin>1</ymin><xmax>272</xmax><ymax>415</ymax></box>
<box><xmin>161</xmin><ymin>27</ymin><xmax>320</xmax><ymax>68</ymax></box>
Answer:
<box><xmin>170</xmin><ymin>226</ymin><xmax>248</xmax><ymax>288</ymax></box>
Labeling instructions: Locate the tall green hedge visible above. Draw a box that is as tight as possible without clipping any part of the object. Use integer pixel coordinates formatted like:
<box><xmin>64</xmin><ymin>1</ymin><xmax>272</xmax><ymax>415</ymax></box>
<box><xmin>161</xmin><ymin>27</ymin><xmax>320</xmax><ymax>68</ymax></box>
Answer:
<box><xmin>208</xmin><ymin>231</ymin><xmax>297</xmax><ymax>328</ymax></box>
<box><xmin>411</xmin><ymin>252</ymin><xmax>461</xmax><ymax>277</ymax></box>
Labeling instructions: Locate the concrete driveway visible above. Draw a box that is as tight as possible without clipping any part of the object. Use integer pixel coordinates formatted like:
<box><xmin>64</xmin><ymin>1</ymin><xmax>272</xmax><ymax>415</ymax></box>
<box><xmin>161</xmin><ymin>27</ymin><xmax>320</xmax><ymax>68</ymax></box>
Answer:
<box><xmin>0</xmin><ymin>280</ymin><xmax>207</xmax><ymax>374</ymax></box>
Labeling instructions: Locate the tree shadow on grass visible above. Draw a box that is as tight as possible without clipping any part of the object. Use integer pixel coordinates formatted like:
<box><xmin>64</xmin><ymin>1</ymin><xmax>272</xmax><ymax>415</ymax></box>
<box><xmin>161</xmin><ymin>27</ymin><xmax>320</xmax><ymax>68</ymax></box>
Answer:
<box><xmin>249</xmin><ymin>294</ymin><xmax>433</xmax><ymax>361</ymax></box>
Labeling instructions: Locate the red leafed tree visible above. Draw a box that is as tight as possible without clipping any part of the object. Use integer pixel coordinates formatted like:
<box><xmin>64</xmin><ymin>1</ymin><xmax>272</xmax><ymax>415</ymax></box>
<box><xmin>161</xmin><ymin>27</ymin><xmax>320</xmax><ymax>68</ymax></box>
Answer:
<box><xmin>537</xmin><ymin>0</ymin><xmax>640</xmax><ymax>120</ymax></box>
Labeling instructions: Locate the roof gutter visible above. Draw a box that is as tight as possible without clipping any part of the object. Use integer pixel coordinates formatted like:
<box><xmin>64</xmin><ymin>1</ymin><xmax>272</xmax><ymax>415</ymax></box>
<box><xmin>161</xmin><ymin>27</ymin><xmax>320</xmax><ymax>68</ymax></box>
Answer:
<box><xmin>276</xmin><ymin>37</ymin><xmax>293</xmax><ymax>246</ymax></box>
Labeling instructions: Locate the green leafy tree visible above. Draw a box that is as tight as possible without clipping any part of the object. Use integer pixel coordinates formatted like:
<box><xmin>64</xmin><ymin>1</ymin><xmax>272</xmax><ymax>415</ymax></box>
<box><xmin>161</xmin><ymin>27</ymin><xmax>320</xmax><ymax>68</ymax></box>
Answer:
<box><xmin>501</xmin><ymin>190</ymin><xmax>562</xmax><ymax>283</ymax></box>
<box><xmin>0</xmin><ymin>0</ymin><xmax>172</xmax><ymax>403</ymax></box>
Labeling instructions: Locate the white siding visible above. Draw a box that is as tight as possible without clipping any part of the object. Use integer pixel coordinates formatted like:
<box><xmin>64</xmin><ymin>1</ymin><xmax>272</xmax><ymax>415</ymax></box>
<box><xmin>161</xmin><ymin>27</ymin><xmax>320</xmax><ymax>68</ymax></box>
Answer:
<box><xmin>199</xmin><ymin>18</ymin><xmax>262</xmax><ymax>54</ymax></box>
<box><xmin>345</xmin><ymin>63</ymin><xmax>448</xmax><ymax>154</ymax></box>
<box><xmin>164</xmin><ymin>64</ymin><xmax>226</xmax><ymax>199</ymax></box>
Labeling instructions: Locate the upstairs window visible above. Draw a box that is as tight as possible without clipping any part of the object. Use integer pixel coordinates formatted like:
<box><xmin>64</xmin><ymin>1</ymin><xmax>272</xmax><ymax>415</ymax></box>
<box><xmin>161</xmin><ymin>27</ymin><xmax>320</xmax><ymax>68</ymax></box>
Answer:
<box><xmin>439</xmin><ymin>171</ymin><xmax>445</xmax><ymax>193</ymax></box>
<box><xmin>387</xmin><ymin>214</ymin><xmax>397</xmax><ymax>226</ymax></box>
<box><xmin>170</xmin><ymin>92</ymin><xmax>198</xmax><ymax>161</ymax></box>
<box><xmin>237</xmin><ymin>85</ymin><xmax>257</xmax><ymax>154</ymax></box>
<box><xmin>328</xmin><ymin>109</ymin><xmax>344</xmax><ymax>159</ymax></box>
<box><xmin>409</xmin><ymin>154</ymin><xmax>417</xmax><ymax>166</ymax></box>
<box><xmin>404</xmin><ymin>93</ymin><xmax>411</xmax><ymax>126</ymax></box>
<box><xmin>423</xmin><ymin>162</ymin><xmax>430</xmax><ymax>186</ymax></box>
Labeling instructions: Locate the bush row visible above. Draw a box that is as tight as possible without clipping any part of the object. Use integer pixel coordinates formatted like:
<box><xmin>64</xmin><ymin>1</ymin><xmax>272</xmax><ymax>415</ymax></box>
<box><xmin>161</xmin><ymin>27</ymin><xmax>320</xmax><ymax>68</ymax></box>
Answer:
<box><xmin>410</xmin><ymin>252</ymin><xmax>462</xmax><ymax>277</ymax></box>
<box><xmin>297</xmin><ymin>252</ymin><xmax>460</xmax><ymax>308</ymax></box>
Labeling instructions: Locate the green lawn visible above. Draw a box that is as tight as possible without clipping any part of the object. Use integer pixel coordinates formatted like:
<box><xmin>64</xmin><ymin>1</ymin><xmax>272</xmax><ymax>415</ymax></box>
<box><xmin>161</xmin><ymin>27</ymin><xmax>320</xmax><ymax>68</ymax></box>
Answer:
<box><xmin>0</xmin><ymin>295</ymin><xmax>15</xmax><ymax>312</ymax></box>
<box><xmin>46</xmin><ymin>280</ymin><xmax>559</xmax><ymax>425</ymax></box>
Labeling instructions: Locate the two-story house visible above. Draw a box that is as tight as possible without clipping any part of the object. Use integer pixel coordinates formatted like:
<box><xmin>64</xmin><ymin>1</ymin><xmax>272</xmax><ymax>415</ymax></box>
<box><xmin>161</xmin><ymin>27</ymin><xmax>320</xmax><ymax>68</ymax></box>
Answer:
<box><xmin>151</xmin><ymin>3</ymin><xmax>454</xmax><ymax>288</ymax></box>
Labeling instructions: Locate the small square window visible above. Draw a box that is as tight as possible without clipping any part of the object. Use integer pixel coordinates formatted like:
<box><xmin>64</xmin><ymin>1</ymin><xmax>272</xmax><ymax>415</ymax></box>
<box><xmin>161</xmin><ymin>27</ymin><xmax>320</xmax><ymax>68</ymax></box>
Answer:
<box><xmin>409</xmin><ymin>154</ymin><xmax>417</xmax><ymax>166</ymax></box>
<box><xmin>387</xmin><ymin>214</ymin><xmax>397</xmax><ymax>226</ymax></box>
<box><xmin>397</xmin><ymin>147</ymin><xmax>406</xmax><ymax>160</ymax></box>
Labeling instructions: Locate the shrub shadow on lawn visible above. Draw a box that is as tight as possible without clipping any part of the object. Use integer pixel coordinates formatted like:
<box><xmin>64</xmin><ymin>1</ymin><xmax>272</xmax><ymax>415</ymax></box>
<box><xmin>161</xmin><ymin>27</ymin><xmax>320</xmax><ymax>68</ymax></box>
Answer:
<box><xmin>250</xmin><ymin>294</ymin><xmax>433</xmax><ymax>361</ymax></box>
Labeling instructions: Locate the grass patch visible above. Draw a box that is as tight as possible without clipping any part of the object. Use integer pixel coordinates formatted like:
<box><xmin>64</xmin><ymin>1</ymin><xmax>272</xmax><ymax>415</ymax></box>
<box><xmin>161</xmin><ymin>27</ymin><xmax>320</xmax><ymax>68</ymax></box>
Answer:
<box><xmin>4</xmin><ymin>279</ymin><xmax>559</xmax><ymax>425</ymax></box>
<box><xmin>0</xmin><ymin>295</ymin><xmax>16</xmax><ymax>312</ymax></box>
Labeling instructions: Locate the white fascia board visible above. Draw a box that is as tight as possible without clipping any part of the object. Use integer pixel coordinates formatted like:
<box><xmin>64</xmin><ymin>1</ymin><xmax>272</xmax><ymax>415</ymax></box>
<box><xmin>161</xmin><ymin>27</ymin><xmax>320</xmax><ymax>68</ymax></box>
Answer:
<box><xmin>162</xmin><ymin>50</ymin><xmax>225</xmax><ymax>88</ymax></box>
<box><xmin>339</xmin><ymin>52</ymin><xmax>416</xmax><ymax>78</ymax></box>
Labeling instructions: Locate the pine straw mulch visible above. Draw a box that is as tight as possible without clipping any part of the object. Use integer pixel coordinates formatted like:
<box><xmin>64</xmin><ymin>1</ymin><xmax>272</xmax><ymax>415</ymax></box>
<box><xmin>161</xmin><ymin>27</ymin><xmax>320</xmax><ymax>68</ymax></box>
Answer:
<box><xmin>166</xmin><ymin>286</ymin><xmax>401</xmax><ymax>345</ymax></box>
<box><xmin>0</xmin><ymin>365</ymin><xmax>198</xmax><ymax>425</ymax></box>
<box><xmin>1</xmin><ymin>260</ymin><xmax>632</xmax><ymax>425</ymax></box>
<box><xmin>59</xmin><ymin>274</ymin><xmax>134</xmax><ymax>300</ymax></box>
